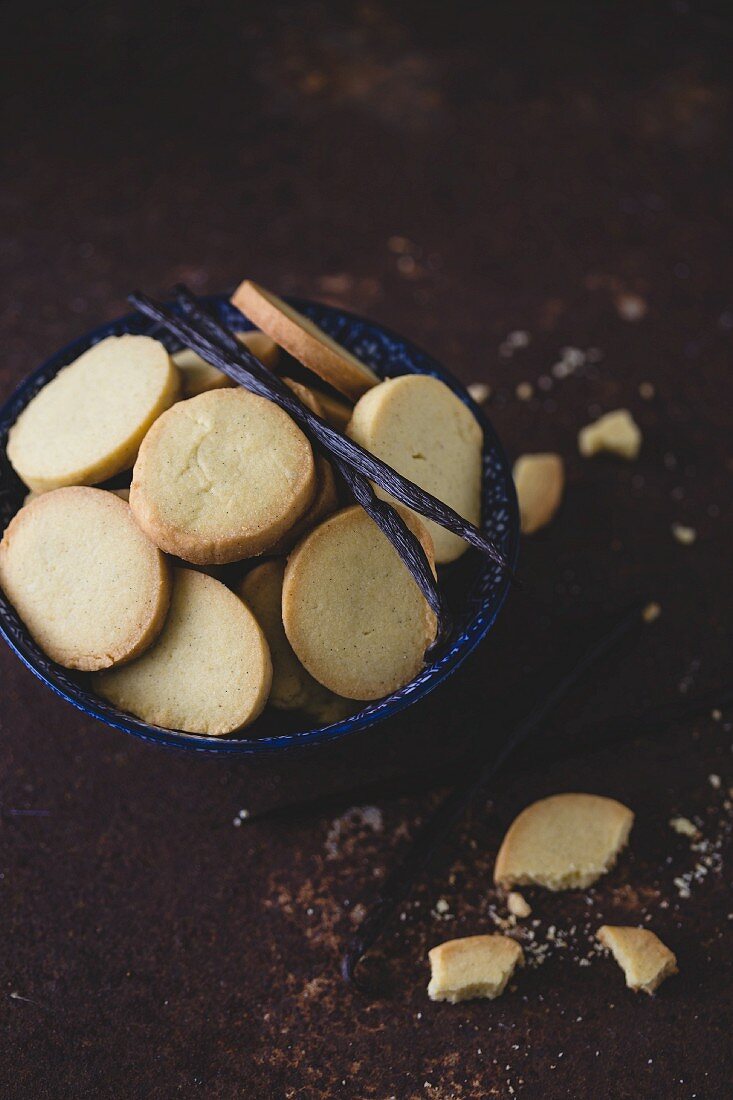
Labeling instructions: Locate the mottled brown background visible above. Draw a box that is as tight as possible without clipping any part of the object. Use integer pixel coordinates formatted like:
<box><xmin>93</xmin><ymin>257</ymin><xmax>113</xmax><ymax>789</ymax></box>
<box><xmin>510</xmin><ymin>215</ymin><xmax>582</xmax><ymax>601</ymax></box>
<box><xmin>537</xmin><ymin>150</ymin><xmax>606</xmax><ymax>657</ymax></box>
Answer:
<box><xmin>1</xmin><ymin>2</ymin><xmax>732</xmax><ymax>1097</ymax></box>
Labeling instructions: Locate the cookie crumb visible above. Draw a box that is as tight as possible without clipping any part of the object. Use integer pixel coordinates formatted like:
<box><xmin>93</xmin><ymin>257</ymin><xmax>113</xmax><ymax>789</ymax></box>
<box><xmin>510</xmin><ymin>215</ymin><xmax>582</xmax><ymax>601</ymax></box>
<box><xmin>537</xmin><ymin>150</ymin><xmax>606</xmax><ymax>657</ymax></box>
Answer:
<box><xmin>639</xmin><ymin>381</ymin><xmax>656</xmax><ymax>400</ymax></box>
<box><xmin>507</xmin><ymin>892</ymin><xmax>532</xmax><ymax>918</ymax></box>
<box><xmin>669</xmin><ymin>816</ymin><xmax>698</xmax><ymax>838</ymax></box>
<box><xmin>578</xmin><ymin>409</ymin><xmax>642</xmax><ymax>460</ymax></box>
<box><xmin>708</xmin><ymin>774</ymin><xmax>722</xmax><ymax>790</ymax></box>
<box><xmin>671</xmin><ymin>523</ymin><xmax>697</xmax><ymax>545</ymax></box>
<box><xmin>615</xmin><ymin>293</ymin><xmax>648</xmax><ymax>322</ymax></box>
<box><xmin>642</xmin><ymin>602</ymin><xmax>661</xmax><ymax>624</ymax></box>
<box><xmin>515</xmin><ymin>382</ymin><xmax>534</xmax><ymax>401</ymax></box>
<box><xmin>467</xmin><ymin>382</ymin><xmax>491</xmax><ymax>404</ymax></box>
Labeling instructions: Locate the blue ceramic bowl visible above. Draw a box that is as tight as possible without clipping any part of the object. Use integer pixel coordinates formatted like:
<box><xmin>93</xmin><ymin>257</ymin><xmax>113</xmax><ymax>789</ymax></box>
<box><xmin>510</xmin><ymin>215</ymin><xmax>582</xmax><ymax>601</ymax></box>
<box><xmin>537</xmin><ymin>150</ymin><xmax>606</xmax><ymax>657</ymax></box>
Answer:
<box><xmin>0</xmin><ymin>296</ymin><xmax>519</xmax><ymax>754</ymax></box>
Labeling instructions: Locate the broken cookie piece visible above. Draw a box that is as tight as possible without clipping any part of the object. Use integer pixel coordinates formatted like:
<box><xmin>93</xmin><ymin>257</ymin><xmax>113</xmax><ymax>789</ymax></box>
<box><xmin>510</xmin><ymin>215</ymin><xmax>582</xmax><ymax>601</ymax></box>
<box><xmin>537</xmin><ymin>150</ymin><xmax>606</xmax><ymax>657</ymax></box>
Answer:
<box><xmin>578</xmin><ymin>409</ymin><xmax>641</xmax><ymax>460</ymax></box>
<box><xmin>597</xmin><ymin>926</ymin><xmax>677</xmax><ymax>995</ymax></box>
<box><xmin>513</xmin><ymin>453</ymin><xmax>565</xmax><ymax>534</ymax></box>
<box><xmin>494</xmin><ymin>793</ymin><xmax>634</xmax><ymax>891</ymax></box>
<box><xmin>428</xmin><ymin>935</ymin><xmax>523</xmax><ymax>1003</ymax></box>
<box><xmin>507</xmin><ymin>891</ymin><xmax>532</xmax><ymax>918</ymax></box>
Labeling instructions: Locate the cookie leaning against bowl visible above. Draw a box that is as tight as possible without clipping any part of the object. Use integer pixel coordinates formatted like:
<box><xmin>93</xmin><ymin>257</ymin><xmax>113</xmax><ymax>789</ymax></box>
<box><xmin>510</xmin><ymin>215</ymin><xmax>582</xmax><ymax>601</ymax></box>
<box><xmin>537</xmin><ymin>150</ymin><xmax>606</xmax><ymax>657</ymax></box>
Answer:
<box><xmin>129</xmin><ymin>388</ymin><xmax>316</xmax><ymax>564</ymax></box>
<box><xmin>0</xmin><ymin>487</ymin><xmax>171</xmax><ymax>671</ymax></box>
<box><xmin>95</xmin><ymin>568</ymin><xmax>272</xmax><ymax>736</ymax></box>
<box><xmin>347</xmin><ymin>375</ymin><xmax>483</xmax><ymax>564</ymax></box>
<box><xmin>6</xmin><ymin>335</ymin><xmax>180</xmax><ymax>493</ymax></box>
<box><xmin>232</xmin><ymin>280</ymin><xmax>379</xmax><ymax>402</ymax></box>
<box><xmin>282</xmin><ymin>505</ymin><xmax>438</xmax><ymax>701</ymax></box>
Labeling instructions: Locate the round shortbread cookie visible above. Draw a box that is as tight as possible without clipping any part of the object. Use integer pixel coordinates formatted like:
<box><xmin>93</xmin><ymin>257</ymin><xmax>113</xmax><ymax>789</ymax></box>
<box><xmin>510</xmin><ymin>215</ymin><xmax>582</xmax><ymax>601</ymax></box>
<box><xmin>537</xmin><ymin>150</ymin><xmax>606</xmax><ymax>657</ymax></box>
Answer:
<box><xmin>232</xmin><ymin>280</ymin><xmax>378</xmax><ymax>401</ymax></box>
<box><xmin>347</xmin><ymin>375</ymin><xmax>483</xmax><ymax>564</ymax></box>
<box><xmin>493</xmin><ymin>793</ymin><xmax>635</xmax><ymax>891</ymax></box>
<box><xmin>282</xmin><ymin>505</ymin><xmax>437</xmax><ymax>701</ymax></box>
<box><xmin>129</xmin><ymin>388</ymin><xmax>316</xmax><ymax>564</ymax></box>
<box><xmin>0</xmin><ymin>487</ymin><xmax>171</xmax><ymax>671</ymax></box>
<box><xmin>174</xmin><ymin>331</ymin><xmax>280</xmax><ymax>398</ymax></box>
<box><xmin>239</xmin><ymin>559</ymin><xmax>349</xmax><ymax>721</ymax></box>
<box><xmin>266</xmin><ymin>454</ymin><xmax>339</xmax><ymax>554</ymax></box>
<box><xmin>95</xmin><ymin>567</ymin><xmax>272</xmax><ymax>736</ymax></box>
<box><xmin>7</xmin><ymin>335</ymin><xmax>180</xmax><ymax>492</ymax></box>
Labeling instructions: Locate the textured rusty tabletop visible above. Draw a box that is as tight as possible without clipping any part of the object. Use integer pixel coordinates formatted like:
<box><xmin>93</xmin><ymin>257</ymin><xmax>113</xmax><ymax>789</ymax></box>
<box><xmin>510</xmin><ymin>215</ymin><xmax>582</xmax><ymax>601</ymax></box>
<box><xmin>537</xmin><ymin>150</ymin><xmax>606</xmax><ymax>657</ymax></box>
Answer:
<box><xmin>1</xmin><ymin>3</ymin><xmax>732</xmax><ymax>1097</ymax></box>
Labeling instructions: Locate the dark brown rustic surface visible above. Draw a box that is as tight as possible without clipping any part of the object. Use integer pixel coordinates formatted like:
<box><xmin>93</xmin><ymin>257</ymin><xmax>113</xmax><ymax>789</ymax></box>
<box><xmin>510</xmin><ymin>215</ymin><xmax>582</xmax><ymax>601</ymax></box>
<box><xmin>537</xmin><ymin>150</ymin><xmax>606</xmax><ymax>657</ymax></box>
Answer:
<box><xmin>1</xmin><ymin>2</ymin><xmax>732</xmax><ymax>1097</ymax></box>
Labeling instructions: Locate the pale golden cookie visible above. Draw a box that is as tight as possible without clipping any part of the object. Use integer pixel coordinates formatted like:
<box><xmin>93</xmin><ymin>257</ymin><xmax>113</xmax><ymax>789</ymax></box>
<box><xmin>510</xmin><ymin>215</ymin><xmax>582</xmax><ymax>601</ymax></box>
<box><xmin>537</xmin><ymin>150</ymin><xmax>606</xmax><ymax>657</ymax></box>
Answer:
<box><xmin>130</xmin><ymin>388</ymin><xmax>316</xmax><ymax>564</ymax></box>
<box><xmin>578</xmin><ymin>408</ymin><xmax>642</xmax><ymax>460</ymax></box>
<box><xmin>7</xmin><ymin>335</ymin><xmax>180</xmax><ymax>492</ymax></box>
<box><xmin>494</xmin><ymin>793</ymin><xmax>634</xmax><ymax>891</ymax></box>
<box><xmin>513</xmin><ymin>453</ymin><xmax>564</xmax><ymax>534</ymax></box>
<box><xmin>232</xmin><ymin>280</ymin><xmax>378</xmax><ymax>401</ymax></box>
<box><xmin>238</xmin><ymin>560</ymin><xmax>350</xmax><ymax>720</ymax></box>
<box><xmin>0</xmin><ymin>487</ymin><xmax>171</xmax><ymax>671</ymax></box>
<box><xmin>173</xmin><ymin>331</ymin><xmax>279</xmax><ymax>398</ymax></box>
<box><xmin>266</xmin><ymin>455</ymin><xmax>339</xmax><ymax>554</ymax></box>
<box><xmin>428</xmin><ymin>935</ymin><xmax>524</xmax><ymax>1003</ymax></box>
<box><xmin>282</xmin><ymin>505</ymin><xmax>437</xmax><ymax>701</ymax></box>
<box><xmin>597</xmin><ymin>926</ymin><xmax>677</xmax><ymax>995</ymax></box>
<box><xmin>347</xmin><ymin>375</ymin><xmax>483</xmax><ymax>564</ymax></box>
<box><xmin>95</xmin><ymin>567</ymin><xmax>272</xmax><ymax>736</ymax></box>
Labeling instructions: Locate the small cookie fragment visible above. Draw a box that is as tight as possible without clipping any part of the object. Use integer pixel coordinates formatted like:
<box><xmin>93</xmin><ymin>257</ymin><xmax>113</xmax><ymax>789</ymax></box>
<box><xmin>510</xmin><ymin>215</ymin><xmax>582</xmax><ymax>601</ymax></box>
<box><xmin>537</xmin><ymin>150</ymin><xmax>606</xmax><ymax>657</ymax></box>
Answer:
<box><xmin>669</xmin><ymin>816</ymin><xmax>699</xmax><ymax>838</ymax></box>
<box><xmin>513</xmin><ymin>453</ymin><xmax>564</xmax><ymax>535</ymax></box>
<box><xmin>238</xmin><ymin>559</ymin><xmax>349</xmax><ymax>720</ymax></box>
<box><xmin>347</xmin><ymin>375</ymin><xmax>483</xmax><ymax>563</ymax></box>
<box><xmin>96</xmin><ymin>568</ymin><xmax>272</xmax><ymax>736</ymax></box>
<box><xmin>494</xmin><ymin>793</ymin><xmax>634</xmax><ymax>891</ymax></box>
<box><xmin>467</xmin><ymin>382</ymin><xmax>491</xmax><ymax>405</ymax></box>
<box><xmin>428</xmin><ymin>935</ymin><xmax>524</xmax><ymax>1003</ymax></box>
<box><xmin>0</xmin><ymin>487</ymin><xmax>170</xmax><ymax>671</ymax></box>
<box><xmin>642</xmin><ymin>601</ymin><xmax>661</xmax><ymax>623</ymax></box>
<box><xmin>596</xmin><ymin>926</ymin><xmax>677</xmax><ymax>995</ymax></box>
<box><xmin>173</xmin><ymin>331</ymin><xmax>280</xmax><ymax>398</ymax></box>
<box><xmin>506</xmin><ymin>891</ymin><xmax>532</xmax><ymax>918</ymax></box>
<box><xmin>671</xmin><ymin>523</ymin><xmax>696</xmax><ymax>545</ymax></box>
<box><xmin>130</xmin><ymin>388</ymin><xmax>316</xmax><ymax>564</ymax></box>
<box><xmin>578</xmin><ymin>409</ymin><xmax>642</xmax><ymax>461</ymax></box>
<box><xmin>282</xmin><ymin>505</ymin><xmax>437</xmax><ymax>700</ymax></box>
<box><xmin>7</xmin><ymin>335</ymin><xmax>180</xmax><ymax>492</ymax></box>
<box><xmin>232</xmin><ymin>280</ymin><xmax>379</xmax><ymax>401</ymax></box>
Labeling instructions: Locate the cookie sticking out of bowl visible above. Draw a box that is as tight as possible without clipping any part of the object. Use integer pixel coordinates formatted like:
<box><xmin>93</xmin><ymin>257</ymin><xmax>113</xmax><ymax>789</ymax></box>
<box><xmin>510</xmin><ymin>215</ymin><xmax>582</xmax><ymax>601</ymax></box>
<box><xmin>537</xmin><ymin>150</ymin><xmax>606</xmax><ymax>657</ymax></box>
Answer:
<box><xmin>232</xmin><ymin>279</ymin><xmax>379</xmax><ymax>401</ymax></box>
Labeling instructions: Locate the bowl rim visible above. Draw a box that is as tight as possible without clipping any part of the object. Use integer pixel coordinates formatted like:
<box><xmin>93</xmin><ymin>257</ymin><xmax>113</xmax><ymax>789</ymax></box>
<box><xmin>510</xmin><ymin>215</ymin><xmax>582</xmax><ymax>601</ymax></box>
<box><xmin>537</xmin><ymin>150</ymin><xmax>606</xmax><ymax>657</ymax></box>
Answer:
<box><xmin>0</xmin><ymin>295</ymin><xmax>519</xmax><ymax>755</ymax></box>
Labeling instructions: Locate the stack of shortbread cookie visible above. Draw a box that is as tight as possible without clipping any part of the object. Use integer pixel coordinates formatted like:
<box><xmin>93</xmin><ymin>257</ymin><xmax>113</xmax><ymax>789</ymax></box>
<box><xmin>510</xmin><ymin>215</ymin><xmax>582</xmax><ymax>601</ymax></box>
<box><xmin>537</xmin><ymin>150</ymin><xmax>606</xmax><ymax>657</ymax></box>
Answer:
<box><xmin>0</xmin><ymin>284</ymin><xmax>484</xmax><ymax>736</ymax></box>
